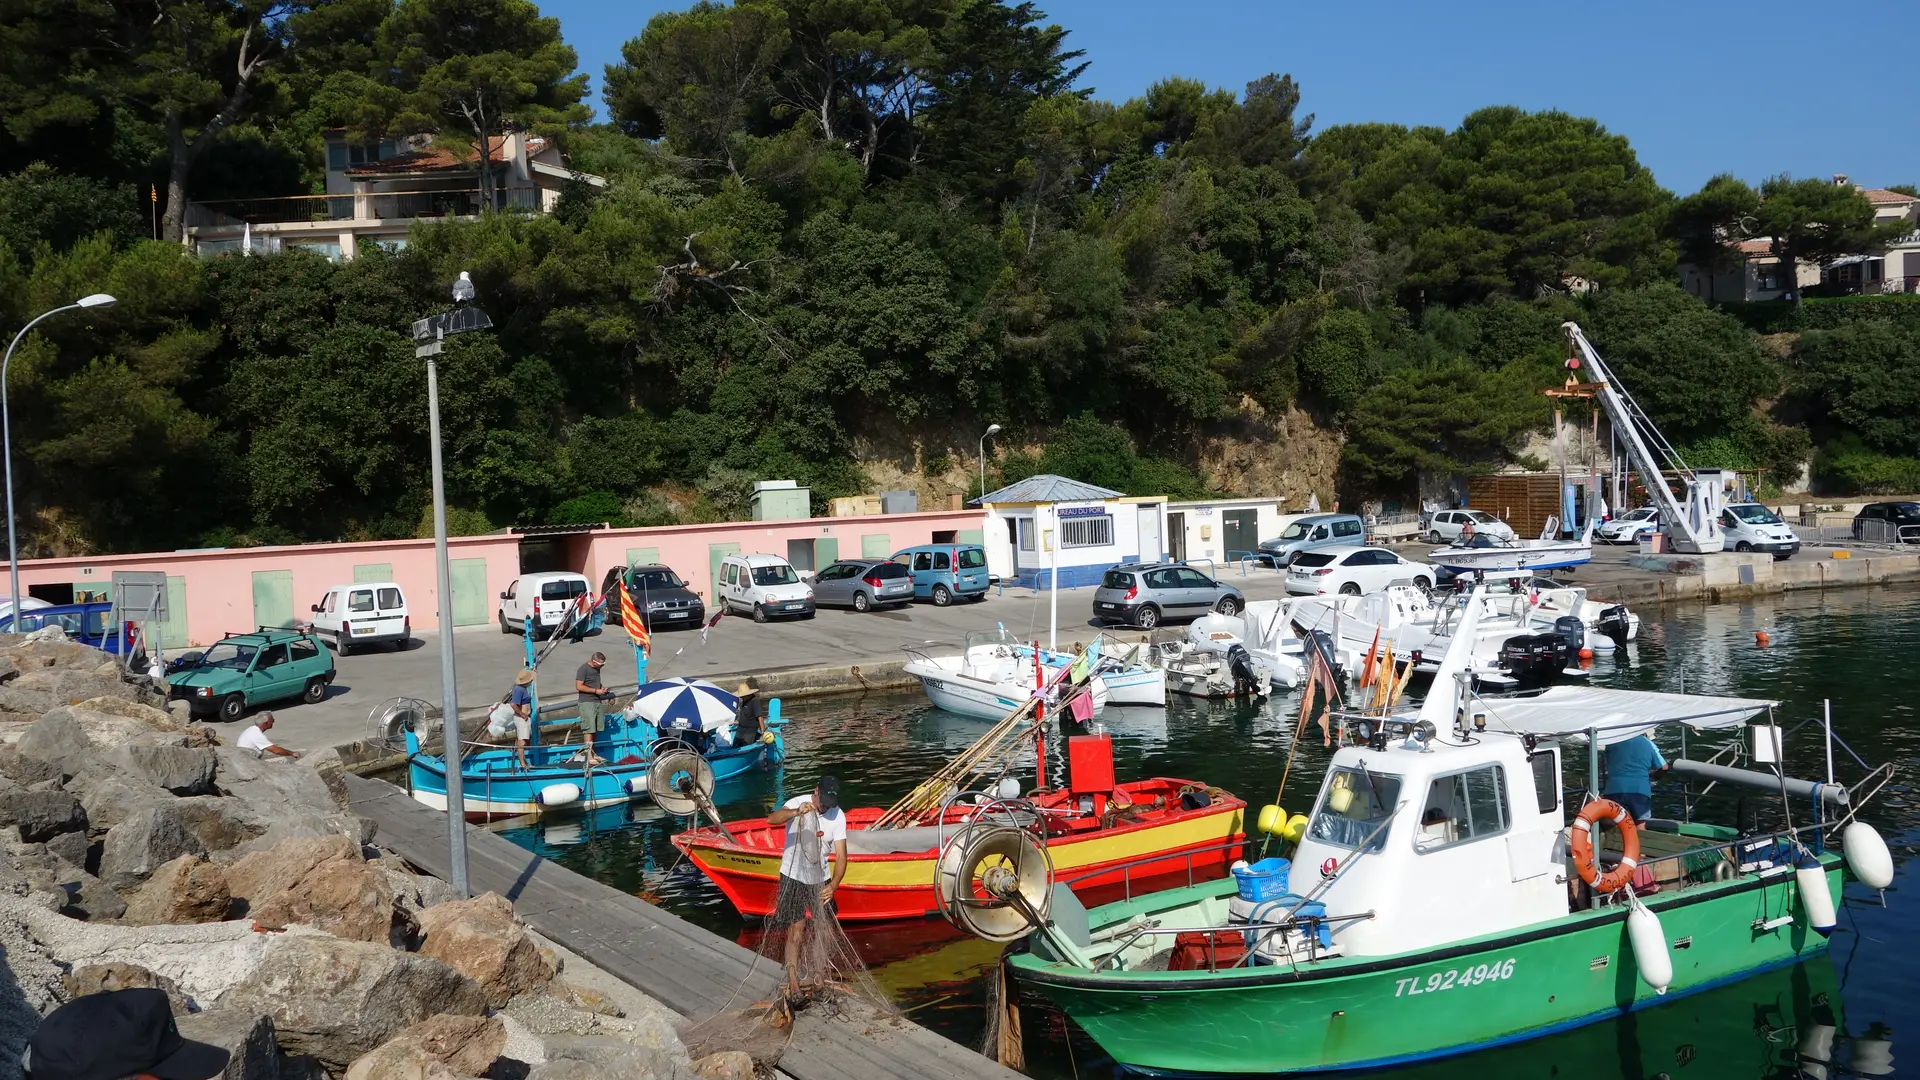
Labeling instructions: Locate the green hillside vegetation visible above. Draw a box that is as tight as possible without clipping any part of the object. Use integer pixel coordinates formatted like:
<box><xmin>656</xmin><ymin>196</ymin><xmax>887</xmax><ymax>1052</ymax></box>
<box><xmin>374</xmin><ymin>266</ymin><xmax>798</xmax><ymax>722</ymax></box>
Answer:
<box><xmin>0</xmin><ymin>0</ymin><xmax>1913</xmax><ymax>555</ymax></box>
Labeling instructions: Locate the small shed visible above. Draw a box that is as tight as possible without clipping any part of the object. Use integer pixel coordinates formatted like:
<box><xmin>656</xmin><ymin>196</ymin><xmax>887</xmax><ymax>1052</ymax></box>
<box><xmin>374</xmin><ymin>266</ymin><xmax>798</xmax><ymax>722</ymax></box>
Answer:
<box><xmin>975</xmin><ymin>474</ymin><xmax>1169</xmax><ymax>588</ymax></box>
<box><xmin>1467</xmin><ymin>471</ymin><xmax>1612</xmax><ymax>539</ymax></box>
<box><xmin>1162</xmin><ymin>498</ymin><xmax>1287</xmax><ymax>570</ymax></box>
<box><xmin>750</xmin><ymin>480</ymin><xmax>809</xmax><ymax>521</ymax></box>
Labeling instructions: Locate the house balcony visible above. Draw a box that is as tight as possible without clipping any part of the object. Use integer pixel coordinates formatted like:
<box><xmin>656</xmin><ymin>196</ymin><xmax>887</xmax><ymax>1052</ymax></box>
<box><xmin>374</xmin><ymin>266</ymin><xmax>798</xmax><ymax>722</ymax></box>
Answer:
<box><xmin>183</xmin><ymin>186</ymin><xmax>544</xmax><ymax>260</ymax></box>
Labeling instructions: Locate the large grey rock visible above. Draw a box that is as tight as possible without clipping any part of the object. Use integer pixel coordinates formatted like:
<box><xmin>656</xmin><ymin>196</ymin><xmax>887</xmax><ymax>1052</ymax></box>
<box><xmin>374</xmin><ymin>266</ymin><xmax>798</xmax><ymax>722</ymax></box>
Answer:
<box><xmin>68</xmin><ymin>763</ymin><xmax>175</xmax><ymax>828</ymax></box>
<box><xmin>8</xmin><ymin>845</ymin><xmax>126</xmax><ymax>921</ymax></box>
<box><xmin>500</xmin><ymin>993</ymin><xmax>682</xmax><ymax>1061</ymax></box>
<box><xmin>0</xmin><ymin>747</ymin><xmax>61</xmax><ymax>785</ymax></box>
<box><xmin>214</xmin><ymin>747</ymin><xmax>344</xmax><ymax>813</ymax></box>
<box><xmin>99</xmin><ymin>797</ymin><xmax>267</xmax><ymax>891</ymax></box>
<box><xmin>221</xmin><ymin>935</ymin><xmax>488</xmax><ymax>1069</ymax></box>
<box><xmin>417</xmin><ymin>892</ymin><xmax>552</xmax><ymax>1007</ymax></box>
<box><xmin>123</xmin><ymin>854</ymin><xmax>233</xmax><ymax>925</ymax></box>
<box><xmin>0</xmin><ymin>639</ymin><xmax>115</xmax><ymax>672</ymax></box>
<box><xmin>15</xmin><ymin>711</ymin><xmax>94</xmax><ymax>777</ymax></box>
<box><xmin>70</xmin><ymin>695</ymin><xmax>183</xmax><ymax>731</ymax></box>
<box><xmin>175</xmin><ymin>1009</ymin><xmax>282</xmax><ymax>1080</ymax></box>
<box><xmin>228</xmin><ymin>837</ymin><xmax>394</xmax><ymax>943</ymax></box>
<box><xmin>103</xmin><ymin>740</ymin><xmax>218</xmax><ymax>795</ymax></box>
<box><xmin>344</xmin><ymin>1015</ymin><xmax>505</xmax><ymax>1080</ymax></box>
<box><xmin>0</xmin><ymin>667</ymin><xmax>138</xmax><ymax>714</ymax></box>
<box><xmin>43</xmin><ymin>828</ymin><xmax>90</xmax><ymax>869</ymax></box>
<box><xmin>0</xmin><ymin>788</ymin><xmax>86</xmax><ymax>842</ymax></box>
<box><xmin>689</xmin><ymin>1051</ymin><xmax>754</xmax><ymax>1080</ymax></box>
<box><xmin>540</xmin><ymin>1036</ymin><xmax>681</xmax><ymax>1080</ymax></box>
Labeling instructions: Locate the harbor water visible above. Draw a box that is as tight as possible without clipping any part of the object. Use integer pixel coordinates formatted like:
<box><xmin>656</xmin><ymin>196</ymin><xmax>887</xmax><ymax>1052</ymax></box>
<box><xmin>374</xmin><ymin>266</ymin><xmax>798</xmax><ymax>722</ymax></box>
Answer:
<box><xmin>498</xmin><ymin>586</ymin><xmax>1918</xmax><ymax>1078</ymax></box>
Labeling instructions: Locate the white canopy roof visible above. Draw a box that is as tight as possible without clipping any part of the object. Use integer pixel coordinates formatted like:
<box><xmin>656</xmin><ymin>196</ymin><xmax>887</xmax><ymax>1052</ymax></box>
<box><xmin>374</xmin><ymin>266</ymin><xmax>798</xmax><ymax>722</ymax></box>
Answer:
<box><xmin>1476</xmin><ymin>686</ymin><xmax>1776</xmax><ymax>747</ymax></box>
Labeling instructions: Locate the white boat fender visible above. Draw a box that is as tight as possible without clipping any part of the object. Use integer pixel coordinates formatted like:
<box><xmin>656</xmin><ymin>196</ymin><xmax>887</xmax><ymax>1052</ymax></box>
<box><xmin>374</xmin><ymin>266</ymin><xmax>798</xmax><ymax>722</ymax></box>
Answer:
<box><xmin>1842</xmin><ymin>822</ymin><xmax>1895</xmax><ymax>891</ymax></box>
<box><xmin>1850</xmin><ymin>1035</ymin><xmax>1895</xmax><ymax>1076</ymax></box>
<box><xmin>538</xmin><ymin>782</ymin><xmax>583</xmax><ymax>808</ymax></box>
<box><xmin>625</xmin><ymin>775</ymin><xmax>650</xmax><ymax>796</ymax></box>
<box><xmin>1796</xmin><ymin>856</ymin><xmax>1837</xmax><ymax>937</ymax></box>
<box><xmin>1625</xmin><ymin>895</ymin><xmax>1671</xmax><ymax>995</ymax></box>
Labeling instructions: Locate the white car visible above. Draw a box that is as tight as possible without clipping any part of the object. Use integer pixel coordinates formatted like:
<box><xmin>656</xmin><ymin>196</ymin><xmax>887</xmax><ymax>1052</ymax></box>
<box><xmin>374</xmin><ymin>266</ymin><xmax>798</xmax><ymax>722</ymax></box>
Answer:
<box><xmin>498</xmin><ymin>571</ymin><xmax>592</xmax><ymax>638</ymax></box>
<box><xmin>1285</xmin><ymin>545</ymin><xmax>1435</xmax><ymax>597</ymax></box>
<box><xmin>1425</xmin><ymin>509</ymin><xmax>1518</xmax><ymax>544</ymax></box>
<box><xmin>1720</xmin><ymin>503</ymin><xmax>1800</xmax><ymax>560</ymax></box>
<box><xmin>716</xmin><ymin>553</ymin><xmax>815</xmax><ymax>623</ymax></box>
<box><xmin>1595</xmin><ymin>507</ymin><xmax>1659</xmax><ymax>545</ymax></box>
<box><xmin>309</xmin><ymin>581</ymin><xmax>410</xmax><ymax>655</ymax></box>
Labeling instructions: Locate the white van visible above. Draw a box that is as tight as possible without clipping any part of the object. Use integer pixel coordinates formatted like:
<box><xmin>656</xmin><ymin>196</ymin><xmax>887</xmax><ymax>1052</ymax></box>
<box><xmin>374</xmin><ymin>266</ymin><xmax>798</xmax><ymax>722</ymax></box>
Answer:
<box><xmin>310</xmin><ymin>582</ymin><xmax>410</xmax><ymax>655</ymax></box>
<box><xmin>498</xmin><ymin>571</ymin><xmax>592</xmax><ymax>638</ymax></box>
<box><xmin>1719</xmin><ymin>503</ymin><xmax>1800</xmax><ymax>560</ymax></box>
<box><xmin>716</xmin><ymin>553</ymin><xmax>814</xmax><ymax>623</ymax></box>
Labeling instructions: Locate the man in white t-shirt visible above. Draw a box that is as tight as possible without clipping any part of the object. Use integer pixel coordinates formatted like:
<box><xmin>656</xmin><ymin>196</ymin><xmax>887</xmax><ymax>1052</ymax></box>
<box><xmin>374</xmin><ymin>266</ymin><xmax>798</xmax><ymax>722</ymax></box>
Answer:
<box><xmin>764</xmin><ymin>775</ymin><xmax>847</xmax><ymax>995</ymax></box>
<box><xmin>236</xmin><ymin>713</ymin><xmax>298</xmax><ymax>759</ymax></box>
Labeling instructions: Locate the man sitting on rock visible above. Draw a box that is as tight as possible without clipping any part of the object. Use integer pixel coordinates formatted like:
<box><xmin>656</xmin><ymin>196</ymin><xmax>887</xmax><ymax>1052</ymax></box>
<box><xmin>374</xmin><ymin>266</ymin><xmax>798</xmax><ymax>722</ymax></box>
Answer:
<box><xmin>237</xmin><ymin>713</ymin><xmax>298</xmax><ymax>760</ymax></box>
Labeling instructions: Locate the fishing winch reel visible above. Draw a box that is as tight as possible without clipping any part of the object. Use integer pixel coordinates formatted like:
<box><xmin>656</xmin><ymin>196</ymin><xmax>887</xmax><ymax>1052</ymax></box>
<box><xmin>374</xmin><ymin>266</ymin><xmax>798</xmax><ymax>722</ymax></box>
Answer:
<box><xmin>932</xmin><ymin>823</ymin><xmax>1054</xmax><ymax>942</ymax></box>
<box><xmin>648</xmin><ymin>749</ymin><xmax>733</xmax><ymax>841</ymax></box>
<box><xmin>367</xmin><ymin>696</ymin><xmax>435</xmax><ymax>752</ymax></box>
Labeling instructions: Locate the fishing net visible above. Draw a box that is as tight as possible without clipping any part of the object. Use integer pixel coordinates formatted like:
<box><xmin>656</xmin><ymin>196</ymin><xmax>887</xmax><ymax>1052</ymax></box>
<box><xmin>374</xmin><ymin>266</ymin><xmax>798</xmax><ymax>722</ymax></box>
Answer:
<box><xmin>680</xmin><ymin>807</ymin><xmax>900</xmax><ymax>1069</ymax></box>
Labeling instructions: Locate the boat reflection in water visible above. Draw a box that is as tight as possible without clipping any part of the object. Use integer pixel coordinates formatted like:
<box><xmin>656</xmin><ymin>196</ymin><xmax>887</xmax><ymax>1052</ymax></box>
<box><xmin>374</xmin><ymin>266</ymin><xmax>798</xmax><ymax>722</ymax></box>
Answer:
<box><xmin>1018</xmin><ymin>957</ymin><xmax>1887</xmax><ymax>1079</ymax></box>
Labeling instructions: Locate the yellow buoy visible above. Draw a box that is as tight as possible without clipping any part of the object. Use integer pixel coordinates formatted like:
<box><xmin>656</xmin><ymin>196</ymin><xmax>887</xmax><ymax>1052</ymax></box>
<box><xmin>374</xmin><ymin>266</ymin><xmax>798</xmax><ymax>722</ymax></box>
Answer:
<box><xmin>1257</xmin><ymin>804</ymin><xmax>1285</xmax><ymax>835</ymax></box>
<box><xmin>1283</xmin><ymin>814</ymin><xmax>1310</xmax><ymax>843</ymax></box>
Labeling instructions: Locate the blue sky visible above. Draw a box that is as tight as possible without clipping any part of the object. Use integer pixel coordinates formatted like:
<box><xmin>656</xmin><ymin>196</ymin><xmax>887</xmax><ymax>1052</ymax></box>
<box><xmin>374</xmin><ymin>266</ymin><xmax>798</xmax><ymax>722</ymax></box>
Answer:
<box><xmin>540</xmin><ymin>0</ymin><xmax>1919</xmax><ymax>195</ymax></box>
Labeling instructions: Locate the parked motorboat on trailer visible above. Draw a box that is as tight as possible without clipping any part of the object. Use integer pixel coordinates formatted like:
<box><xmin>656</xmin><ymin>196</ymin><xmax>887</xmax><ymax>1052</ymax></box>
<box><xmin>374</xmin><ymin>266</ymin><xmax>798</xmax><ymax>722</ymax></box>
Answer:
<box><xmin>388</xmin><ymin>677</ymin><xmax>785</xmax><ymax>820</ymax></box>
<box><xmin>1429</xmin><ymin>517</ymin><xmax>1596</xmax><ymax>573</ymax></box>
<box><xmin>902</xmin><ymin>627</ymin><xmax>1111</xmax><ymax>720</ymax></box>
<box><xmin>930</xmin><ymin>585</ymin><xmax>1896</xmax><ymax>1075</ymax></box>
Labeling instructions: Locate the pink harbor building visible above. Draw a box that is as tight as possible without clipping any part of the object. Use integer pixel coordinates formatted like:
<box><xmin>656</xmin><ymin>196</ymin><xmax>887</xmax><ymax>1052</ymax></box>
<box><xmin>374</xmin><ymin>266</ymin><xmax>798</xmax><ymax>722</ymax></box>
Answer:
<box><xmin>4</xmin><ymin>510</ymin><xmax>985</xmax><ymax>649</ymax></box>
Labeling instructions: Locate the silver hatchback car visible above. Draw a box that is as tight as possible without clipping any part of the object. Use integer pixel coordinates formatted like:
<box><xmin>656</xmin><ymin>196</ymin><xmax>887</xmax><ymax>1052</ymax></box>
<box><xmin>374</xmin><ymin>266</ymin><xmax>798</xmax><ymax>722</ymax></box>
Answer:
<box><xmin>810</xmin><ymin>559</ymin><xmax>915</xmax><ymax>612</ymax></box>
<box><xmin>1092</xmin><ymin>563</ymin><xmax>1243</xmax><ymax>629</ymax></box>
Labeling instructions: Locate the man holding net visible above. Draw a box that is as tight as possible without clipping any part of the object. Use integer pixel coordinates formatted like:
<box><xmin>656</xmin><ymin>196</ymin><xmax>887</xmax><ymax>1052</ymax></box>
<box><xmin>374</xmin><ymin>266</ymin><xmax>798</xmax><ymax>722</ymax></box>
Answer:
<box><xmin>764</xmin><ymin>775</ymin><xmax>848</xmax><ymax>997</ymax></box>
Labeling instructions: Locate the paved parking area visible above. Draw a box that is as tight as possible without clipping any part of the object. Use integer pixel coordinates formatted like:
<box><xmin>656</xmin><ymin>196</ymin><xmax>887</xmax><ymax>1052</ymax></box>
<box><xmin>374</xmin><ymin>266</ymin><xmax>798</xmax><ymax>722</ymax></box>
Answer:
<box><xmin>231</xmin><ymin>538</ymin><xmax>1853</xmax><ymax>754</ymax></box>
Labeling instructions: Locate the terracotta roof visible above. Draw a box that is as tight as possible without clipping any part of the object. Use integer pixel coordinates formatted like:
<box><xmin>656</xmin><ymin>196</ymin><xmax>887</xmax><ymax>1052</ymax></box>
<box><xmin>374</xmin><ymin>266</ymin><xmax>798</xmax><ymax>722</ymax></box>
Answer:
<box><xmin>1736</xmin><ymin>239</ymin><xmax>1774</xmax><ymax>254</ymax></box>
<box><xmin>346</xmin><ymin>135</ymin><xmax>549</xmax><ymax>176</ymax></box>
<box><xmin>1862</xmin><ymin>188</ymin><xmax>1915</xmax><ymax>205</ymax></box>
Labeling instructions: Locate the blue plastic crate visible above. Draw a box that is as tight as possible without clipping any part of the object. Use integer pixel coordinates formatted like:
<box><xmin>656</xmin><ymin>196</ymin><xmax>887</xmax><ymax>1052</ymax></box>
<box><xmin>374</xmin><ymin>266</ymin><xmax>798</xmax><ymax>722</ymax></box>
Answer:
<box><xmin>1232</xmin><ymin>857</ymin><xmax>1290</xmax><ymax>902</ymax></box>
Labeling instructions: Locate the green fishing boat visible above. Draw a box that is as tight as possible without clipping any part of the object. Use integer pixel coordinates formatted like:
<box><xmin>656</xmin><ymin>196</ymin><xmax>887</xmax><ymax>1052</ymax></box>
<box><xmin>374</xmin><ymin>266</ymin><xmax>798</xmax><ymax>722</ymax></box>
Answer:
<box><xmin>929</xmin><ymin>584</ymin><xmax>1897</xmax><ymax>1074</ymax></box>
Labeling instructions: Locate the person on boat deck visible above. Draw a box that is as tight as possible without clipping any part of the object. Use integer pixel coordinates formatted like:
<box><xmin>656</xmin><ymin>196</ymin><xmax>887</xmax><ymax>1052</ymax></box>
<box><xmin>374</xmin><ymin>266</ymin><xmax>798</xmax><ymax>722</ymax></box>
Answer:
<box><xmin>734</xmin><ymin>680</ymin><xmax>763</xmax><ymax>743</ymax></box>
<box><xmin>765</xmin><ymin>775</ymin><xmax>848</xmax><ymax>995</ymax></box>
<box><xmin>237</xmin><ymin>714</ymin><xmax>297</xmax><ymax>759</ymax></box>
<box><xmin>1602</xmin><ymin>734</ymin><xmax>1668</xmax><ymax>822</ymax></box>
<box><xmin>506</xmin><ymin>669</ymin><xmax>534</xmax><ymax>769</ymax></box>
<box><xmin>575</xmin><ymin>652</ymin><xmax>614</xmax><ymax>765</ymax></box>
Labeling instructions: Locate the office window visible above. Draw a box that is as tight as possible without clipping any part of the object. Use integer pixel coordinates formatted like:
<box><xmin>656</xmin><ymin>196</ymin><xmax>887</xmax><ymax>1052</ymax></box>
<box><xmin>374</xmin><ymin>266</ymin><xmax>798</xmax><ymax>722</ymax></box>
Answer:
<box><xmin>1061</xmin><ymin>515</ymin><xmax>1113</xmax><ymax>548</ymax></box>
<box><xmin>1017</xmin><ymin>518</ymin><xmax>1036</xmax><ymax>551</ymax></box>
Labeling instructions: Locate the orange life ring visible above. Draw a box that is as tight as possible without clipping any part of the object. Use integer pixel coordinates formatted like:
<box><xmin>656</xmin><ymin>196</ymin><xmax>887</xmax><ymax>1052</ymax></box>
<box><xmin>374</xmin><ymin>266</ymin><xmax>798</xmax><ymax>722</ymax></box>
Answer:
<box><xmin>1571</xmin><ymin>799</ymin><xmax>1640</xmax><ymax>893</ymax></box>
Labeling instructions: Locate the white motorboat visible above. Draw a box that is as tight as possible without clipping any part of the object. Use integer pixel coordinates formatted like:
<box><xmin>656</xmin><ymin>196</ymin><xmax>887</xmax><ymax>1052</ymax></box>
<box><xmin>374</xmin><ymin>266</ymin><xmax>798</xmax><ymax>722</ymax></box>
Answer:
<box><xmin>1290</xmin><ymin>583</ymin><xmax>1598</xmax><ymax>686</ymax></box>
<box><xmin>1155</xmin><ymin>641</ymin><xmax>1273</xmax><ymax>699</ymax></box>
<box><xmin>1077</xmin><ymin>639</ymin><xmax>1171</xmax><ymax>706</ymax></box>
<box><xmin>1428</xmin><ymin>518</ymin><xmax>1595</xmax><ymax>573</ymax></box>
<box><xmin>903</xmin><ymin>628</ymin><xmax>1111</xmax><ymax>721</ymax></box>
<box><xmin>1184</xmin><ymin>599</ymin><xmax>1309</xmax><ymax>688</ymax></box>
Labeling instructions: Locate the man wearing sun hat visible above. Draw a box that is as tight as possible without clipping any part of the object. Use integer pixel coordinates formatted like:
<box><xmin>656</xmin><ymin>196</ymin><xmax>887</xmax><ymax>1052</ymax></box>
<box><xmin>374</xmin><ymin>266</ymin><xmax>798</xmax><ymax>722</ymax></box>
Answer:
<box><xmin>733</xmin><ymin>678</ymin><xmax>764</xmax><ymax>744</ymax></box>
<box><xmin>26</xmin><ymin>988</ymin><xmax>228</xmax><ymax>1080</ymax></box>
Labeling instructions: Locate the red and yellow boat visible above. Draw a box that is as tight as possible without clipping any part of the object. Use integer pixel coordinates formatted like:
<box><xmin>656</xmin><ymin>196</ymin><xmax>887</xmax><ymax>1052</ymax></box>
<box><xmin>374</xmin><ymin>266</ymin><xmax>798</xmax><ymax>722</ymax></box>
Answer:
<box><xmin>672</xmin><ymin>773</ymin><xmax>1246</xmax><ymax>922</ymax></box>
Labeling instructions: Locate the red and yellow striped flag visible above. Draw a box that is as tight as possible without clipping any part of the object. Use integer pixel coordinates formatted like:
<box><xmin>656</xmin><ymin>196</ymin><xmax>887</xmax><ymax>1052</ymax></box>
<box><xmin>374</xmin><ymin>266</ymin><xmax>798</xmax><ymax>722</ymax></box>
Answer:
<box><xmin>619</xmin><ymin>583</ymin><xmax>650</xmax><ymax>651</ymax></box>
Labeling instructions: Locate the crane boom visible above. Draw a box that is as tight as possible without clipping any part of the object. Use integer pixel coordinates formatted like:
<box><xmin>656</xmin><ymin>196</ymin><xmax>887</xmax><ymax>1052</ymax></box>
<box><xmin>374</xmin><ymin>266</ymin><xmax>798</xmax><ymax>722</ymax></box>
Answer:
<box><xmin>1562</xmin><ymin>322</ymin><xmax>1725</xmax><ymax>554</ymax></box>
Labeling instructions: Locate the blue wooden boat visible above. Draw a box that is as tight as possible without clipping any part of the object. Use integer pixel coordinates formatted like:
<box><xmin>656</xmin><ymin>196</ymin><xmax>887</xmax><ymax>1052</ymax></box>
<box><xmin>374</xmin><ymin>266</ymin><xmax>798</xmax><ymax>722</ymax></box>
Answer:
<box><xmin>405</xmin><ymin>696</ymin><xmax>785</xmax><ymax>821</ymax></box>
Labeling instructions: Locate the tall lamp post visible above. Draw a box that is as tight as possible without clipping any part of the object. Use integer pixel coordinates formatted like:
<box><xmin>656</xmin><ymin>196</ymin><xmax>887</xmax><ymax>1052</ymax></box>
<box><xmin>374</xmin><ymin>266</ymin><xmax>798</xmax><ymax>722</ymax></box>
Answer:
<box><xmin>977</xmin><ymin>423</ymin><xmax>1002</xmax><ymax>501</ymax></box>
<box><xmin>412</xmin><ymin>273</ymin><xmax>491</xmax><ymax>898</ymax></box>
<box><xmin>3</xmin><ymin>294</ymin><xmax>116</xmax><ymax>617</ymax></box>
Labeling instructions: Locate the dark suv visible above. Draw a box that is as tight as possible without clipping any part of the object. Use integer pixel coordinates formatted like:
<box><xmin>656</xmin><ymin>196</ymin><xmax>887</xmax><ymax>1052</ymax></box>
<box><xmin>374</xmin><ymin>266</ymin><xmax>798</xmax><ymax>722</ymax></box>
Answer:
<box><xmin>1850</xmin><ymin>502</ymin><xmax>1920</xmax><ymax>544</ymax></box>
<box><xmin>1092</xmin><ymin>564</ymin><xmax>1243</xmax><ymax>629</ymax></box>
<box><xmin>601</xmin><ymin>564</ymin><xmax>707</xmax><ymax>631</ymax></box>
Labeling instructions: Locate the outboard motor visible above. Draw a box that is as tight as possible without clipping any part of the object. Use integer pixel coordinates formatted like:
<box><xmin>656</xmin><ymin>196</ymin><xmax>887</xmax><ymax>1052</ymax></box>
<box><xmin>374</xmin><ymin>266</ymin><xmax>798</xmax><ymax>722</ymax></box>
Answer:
<box><xmin>1498</xmin><ymin>619</ymin><xmax>1582</xmax><ymax>687</ymax></box>
<box><xmin>1553</xmin><ymin>615</ymin><xmax>1586</xmax><ymax>654</ymax></box>
<box><xmin>1226</xmin><ymin>644</ymin><xmax>1262</xmax><ymax>695</ymax></box>
<box><xmin>1305</xmin><ymin>629</ymin><xmax>1341</xmax><ymax>678</ymax></box>
<box><xmin>1595</xmin><ymin>604</ymin><xmax>1631</xmax><ymax>647</ymax></box>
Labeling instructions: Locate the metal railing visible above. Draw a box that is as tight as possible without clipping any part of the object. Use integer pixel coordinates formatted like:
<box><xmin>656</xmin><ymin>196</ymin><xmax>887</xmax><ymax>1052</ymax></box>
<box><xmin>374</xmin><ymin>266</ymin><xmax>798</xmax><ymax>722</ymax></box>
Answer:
<box><xmin>1060</xmin><ymin>837</ymin><xmax>1245</xmax><ymax>901</ymax></box>
<box><xmin>186</xmin><ymin>186</ymin><xmax>543</xmax><ymax>227</ymax></box>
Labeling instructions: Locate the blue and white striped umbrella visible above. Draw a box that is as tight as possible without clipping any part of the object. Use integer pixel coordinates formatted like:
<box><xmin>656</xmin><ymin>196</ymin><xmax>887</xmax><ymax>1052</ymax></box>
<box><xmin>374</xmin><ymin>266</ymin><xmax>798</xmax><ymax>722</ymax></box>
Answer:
<box><xmin>630</xmin><ymin>677</ymin><xmax>739</xmax><ymax>733</ymax></box>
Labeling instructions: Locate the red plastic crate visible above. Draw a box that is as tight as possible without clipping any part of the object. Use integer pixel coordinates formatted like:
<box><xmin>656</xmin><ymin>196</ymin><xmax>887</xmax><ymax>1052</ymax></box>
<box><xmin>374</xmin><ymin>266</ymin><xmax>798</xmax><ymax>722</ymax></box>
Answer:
<box><xmin>1168</xmin><ymin>931</ymin><xmax>1247</xmax><ymax>971</ymax></box>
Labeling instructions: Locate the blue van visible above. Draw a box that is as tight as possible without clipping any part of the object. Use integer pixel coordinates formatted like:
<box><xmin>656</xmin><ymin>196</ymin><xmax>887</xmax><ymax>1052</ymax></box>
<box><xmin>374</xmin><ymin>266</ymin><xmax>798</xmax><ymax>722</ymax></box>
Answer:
<box><xmin>0</xmin><ymin>601</ymin><xmax>144</xmax><ymax>658</ymax></box>
<box><xmin>889</xmin><ymin>544</ymin><xmax>990</xmax><ymax>605</ymax></box>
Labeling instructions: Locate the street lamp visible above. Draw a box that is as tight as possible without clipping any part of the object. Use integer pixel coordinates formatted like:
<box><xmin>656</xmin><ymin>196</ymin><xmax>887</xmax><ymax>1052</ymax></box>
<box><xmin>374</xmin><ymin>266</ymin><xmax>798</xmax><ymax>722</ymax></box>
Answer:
<box><xmin>978</xmin><ymin>423</ymin><xmax>1002</xmax><ymax>501</ymax></box>
<box><xmin>3</xmin><ymin>294</ymin><xmax>115</xmax><ymax>619</ymax></box>
<box><xmin>412</xmin><ymin>274</ymin><xmax>492</xmax><ymax>898</ymax></box>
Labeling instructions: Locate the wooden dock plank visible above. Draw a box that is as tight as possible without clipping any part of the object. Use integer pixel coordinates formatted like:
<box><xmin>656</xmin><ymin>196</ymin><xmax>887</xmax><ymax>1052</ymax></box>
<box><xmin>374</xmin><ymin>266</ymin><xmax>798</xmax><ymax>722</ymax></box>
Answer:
<box><xmin>346</xmin><ymin>776</ymin><xmax>1023</xmax><ymax>1080</ymax></box>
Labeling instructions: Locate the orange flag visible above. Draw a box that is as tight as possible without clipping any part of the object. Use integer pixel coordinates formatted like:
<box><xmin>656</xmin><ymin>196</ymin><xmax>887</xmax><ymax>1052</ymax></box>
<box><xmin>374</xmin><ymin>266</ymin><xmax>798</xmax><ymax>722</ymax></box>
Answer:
<box><xmin>619</xmin><ymin>582</ymin><xmax>650</xmax><ymax>651</ymax></box>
